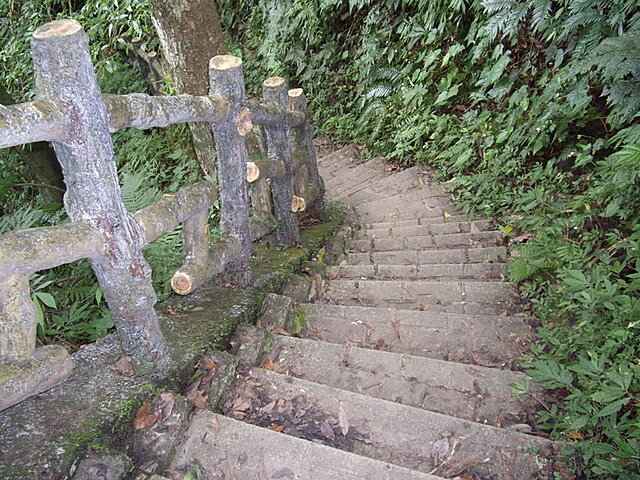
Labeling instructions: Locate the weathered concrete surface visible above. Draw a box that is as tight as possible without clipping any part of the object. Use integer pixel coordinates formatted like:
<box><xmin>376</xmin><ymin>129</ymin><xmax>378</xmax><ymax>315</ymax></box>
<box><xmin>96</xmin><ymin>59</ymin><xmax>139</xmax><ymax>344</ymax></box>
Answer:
<box><xmin>357</xmin><ymin>219</ymin><xmax>494</xmax><ymax>239</ymax></box>
<box><xmin>170</xmin><ymin>410</ymin><xmax>442</xmax><ymax>479</ymax></box>
<box><xmin>347</xmin><ymin>245</ymin><xmax>508</xmax><ymax>265</ymax></box>
<box><xmin>324</xmin><ymin>278</ymin><xmax>520</xmax><ymax>314</ymax></box>
<box><xmin>350</xmin><ymin>230</ymin><xmax>503</xmax><ymax>252</ymax></box>
<box><xmin>224</xmin><ymin>368</ymin><xmax>561</xmax><ymax>479</ymax></box>
<box><xmin>0</xmin><ymin>219</ymin><xmax>341</xmax><ymax>480</ymax></box>
<box><xmin>327</xmin><ymin>262</ymin><xmax>508</xmax><ymax>281</ymax></box>
<box><xmin>266</xmin><ymin>334</ymin><xmax>542</xmax><ymax>427</ymax></box>
<box><xmin>361</xmin><ymin>214</ymin><xmax>469</xmax><ymax>230</ymax></box>
<box><xmin>300</xmin><ymin>303</ymin><xmax>532</xmax><ymax>366</ymax></box>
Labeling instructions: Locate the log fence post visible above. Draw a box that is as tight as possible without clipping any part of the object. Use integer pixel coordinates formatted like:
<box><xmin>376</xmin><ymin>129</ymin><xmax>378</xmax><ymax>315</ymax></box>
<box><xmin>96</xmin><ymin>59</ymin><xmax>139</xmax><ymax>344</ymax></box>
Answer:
<box><xmin>262</xmin><ymin>77</ymin><xmax>299</xmax><ymax>246</ymax></box>
<box><xmin>289</xmin><ymin>88</ymin><xmax>325</xmax><ymax>213</ymax></box>
<box><xmin>30</xmin><ymin>19</ymin><xmax>169</xmax><ymax>372</ymax></box>
<box><xmin>209</xmin><ymin>56</ymin><xmax>252</xmax><ymax>285</ymax></box>
<box><xmin>0</xmin><ymin>18</ymin><xmax>327</xmax><ymax>412</ymax></box>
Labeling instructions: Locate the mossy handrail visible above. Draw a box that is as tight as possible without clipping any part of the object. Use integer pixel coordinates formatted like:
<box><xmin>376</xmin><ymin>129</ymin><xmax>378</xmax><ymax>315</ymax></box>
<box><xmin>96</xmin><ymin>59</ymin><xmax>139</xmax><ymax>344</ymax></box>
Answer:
<box><xmin>0</xmin><ymin>19</ymin><xmax>324</xmax><ymax>412</ymax></box>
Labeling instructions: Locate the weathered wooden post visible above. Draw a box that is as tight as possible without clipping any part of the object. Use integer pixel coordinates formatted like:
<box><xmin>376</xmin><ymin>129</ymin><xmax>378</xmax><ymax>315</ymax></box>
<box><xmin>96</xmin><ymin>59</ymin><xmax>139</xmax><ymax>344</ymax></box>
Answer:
<box><xmin>289</xmin><ymin>88</ymin><xmax>325</xmax><ymax>213</ymax></box>
<box><xmin>209</xmin><ymin>56</ymin><xmax>252</xmax><ymax>285</ymax></box>
<box><xmin>262</xmin><ymin>77</ymin><xmax>299</xmax><ymax>245</ymax></box>
<box><xmin>31</xmin><ymin>20</ymin><xmax>169</xmax><ymax>371</ymax></box>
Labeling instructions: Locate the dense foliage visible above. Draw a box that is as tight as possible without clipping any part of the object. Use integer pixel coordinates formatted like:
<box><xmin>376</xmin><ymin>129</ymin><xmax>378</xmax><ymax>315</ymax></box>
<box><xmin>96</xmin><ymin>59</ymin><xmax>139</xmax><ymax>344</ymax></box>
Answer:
<box><xmin>0</xmin><ymin>0</ymin><xmax>203</xmax><ymax>343</ymax></box>
<box><xmin>216</xmin><ymin>0</ymin><xmax>639</xmax><ymax>477</ymax></box>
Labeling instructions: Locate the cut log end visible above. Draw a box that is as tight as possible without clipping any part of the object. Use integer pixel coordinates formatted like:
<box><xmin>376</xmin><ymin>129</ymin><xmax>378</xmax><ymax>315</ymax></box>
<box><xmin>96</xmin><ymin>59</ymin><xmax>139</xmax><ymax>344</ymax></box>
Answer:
<box><xmin>237</xmin><ymin>107</ymin><xmax>253</xmax><ymax>136</ymax></box>
<box><xmin>264</xmin><ymin>76</ymin><xmax>286</xmax><ymax>88</ymax></box>
<box><xmin>209</xmin><ymin>55</ymin><xmax>242</xmax><ymax>71</ymax></box>
<box><xmin>171</xmin><ymin>271</ymin><xmax>193</xmax><ymax>296</ymax></box>
<box><xmin>288</xmin><ymin>88</ymin><xmax>304</xmax><ymax>98</ymax></box>
<box><xmin>33</xmin><ymin>19</ymin><xmax>82</xmax><ymax>39</ymax></box>
<box><xmin>291</xmin><ymin>195</ymin><xmax>306</xmax><ymax>213</ymax></box>
<box><xmin>247</xmin><ymin>162</ymin><xmax>260</xmax><ymax>183</ymax></box>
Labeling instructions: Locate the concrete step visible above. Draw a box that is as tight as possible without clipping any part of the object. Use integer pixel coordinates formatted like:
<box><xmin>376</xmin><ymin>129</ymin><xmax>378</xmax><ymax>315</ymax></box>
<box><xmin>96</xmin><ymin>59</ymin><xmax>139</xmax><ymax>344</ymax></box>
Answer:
<box><xmin>328</xmin><ymin>262</ymin><xmax>508</xmax><ymax>281</ymax></box>
<box><xmin>355</xmin><ymin>189</ymin><xmax>457</xmax><ymax>213</ymax></box>
<box><xmin>358</xmin><ymin>219</ymin><xmax>495</xmax><ymax>240</ymax></box>
<box><xmin>347</xmin><ymin>245</ymin><xmax>508</xmax><ymax>265</ymax></box>
<box><xmin>332</xmin><ymin>170</ymin><xmax>446</xmax><ymax>204</ymax></box>
<box><xmin>350</xmin><ymin>230</ymin><xmax>504</xmax><ymax>253</ymax></box>
<box><xmin>356</xmin><ymin>201</ymin><xmax>456</xmax><ymax>224</ymax></box>
<box><xmin>324</xmin><ymin>158</ymin><xmax>387</xmax><ymax>191</ymax></box>
<box><xmin>170</xmin><ymin>410</ymin><xmax>440</xmax><ymax>479</ymax></box>
<box><xmin>362</xmin><ymin>214</ymin><xmax>470</xmax><ymax>230</ymax></box>
<box><xmin>224</xmin><ymin>368</ymin><xmax>560</xmax><ymax>479</ymax></box>
<box><xmin>357</xmin><ymin>202</ymin><xmax>468</xmax><ymax>224</ymax></box>
<box><xmin>323</xmin><ymin>279</ymin><xmax>521</xmax><ymax>315</ymax></box>
<box><xmin>267</xmin><ymin>334</ymin><xmax>541</xmax><ymax>427</ymax></box>
<box><xmin>300</xmin><ymin>303</ymin><xmax>533</xmax><ymax>366</ymax></box>
<box><xmin>339</xmin><ymin>166</ymin><xmax>436</xmax><ymax>204</ymax></box>
<box><xmin>318</xmin><ymin>144</ymin><xmax>364</xmax><ymax>176</ymax></box>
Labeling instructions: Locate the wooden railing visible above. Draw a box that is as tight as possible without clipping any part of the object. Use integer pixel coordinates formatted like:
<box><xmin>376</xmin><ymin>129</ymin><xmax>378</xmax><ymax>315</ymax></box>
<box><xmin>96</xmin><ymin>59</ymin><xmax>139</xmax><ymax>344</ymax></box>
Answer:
<box><xmin>0</xmin><ymin>19</ymin><xmax>324</xmax><ymax>412</ymax></box>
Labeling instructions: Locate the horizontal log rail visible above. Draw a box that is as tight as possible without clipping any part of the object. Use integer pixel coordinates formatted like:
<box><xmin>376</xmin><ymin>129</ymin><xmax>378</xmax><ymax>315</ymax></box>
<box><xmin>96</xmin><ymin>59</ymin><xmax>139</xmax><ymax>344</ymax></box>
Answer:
<box><xmin>104</xmin><ymin>93</ymin><xmax>231</xmax><ymax>132</ymax></box>
<box><xmin>248</xmin><ymin>100</ymin><xmax>305</xmax><ymax>127</ymax></box>
<box><xmin>0</xmin><ymin>99</ymin><xmax>65</xmax><ymax>148</ymax></box>
<box><xmin>0</xmin><ymin>18</ymin><xmax>325</xmax><ymax>413</ymax></box>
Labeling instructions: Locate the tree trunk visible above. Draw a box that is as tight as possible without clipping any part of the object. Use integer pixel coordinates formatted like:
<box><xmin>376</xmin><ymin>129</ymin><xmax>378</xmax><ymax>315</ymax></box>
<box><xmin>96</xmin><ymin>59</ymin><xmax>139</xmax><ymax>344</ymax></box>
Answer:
<box><xmin>150</xmin><ymin>0</ymin><xmax>228</xmax><ymax>177</ymax></box>
<box><xmin>0</xmin><ymin>86</ymin><xmax>65</xmax><ymax>204</ymax></box>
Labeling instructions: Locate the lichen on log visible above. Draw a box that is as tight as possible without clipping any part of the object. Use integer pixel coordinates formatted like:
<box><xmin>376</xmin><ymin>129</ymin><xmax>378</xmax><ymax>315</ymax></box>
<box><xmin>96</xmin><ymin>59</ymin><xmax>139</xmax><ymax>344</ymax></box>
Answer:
<box><xmin>209</xmin><ymin>55</ymin><xmax>251</xmax><ymax>286</ymax></box>
<box><xmin>262</xmin><ymin>77</ymin><xmax>299</xmax><ymax>246</ymax></box>
<box><xmin>0</xmin><ymin>99</ymin><xmax>64</xmax><ymax>149</ymax></box>
<box><xmin>134</xmin><ymin>180</ymin><xmax>217</xmax><ymax>244</ymax></box>
<box><xmin>103</xmin><ymin>93</ymin><xmax>230</xmax><ymax>132</ymax></box>
<box><xmin>248</xmin><ymin>101</ymin><xmax>305</xmax><ymax>127</ymax></box>
<box><xmin>289</xmin><ymin>88</ymin><xmax>325</xmax><ymax>213</ymax></box>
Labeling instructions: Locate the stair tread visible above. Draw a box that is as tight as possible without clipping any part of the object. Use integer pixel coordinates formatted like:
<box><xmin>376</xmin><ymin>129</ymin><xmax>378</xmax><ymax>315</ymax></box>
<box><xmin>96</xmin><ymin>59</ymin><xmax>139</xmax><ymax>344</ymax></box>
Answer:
<box><xmin>324</xmin><ymin>278</ymin><xmax>522</xmax><ymax>315</ymax></box>
<box><xmin>350</xmin><ymin>230</ymin><xmax>504</xmax><ymax>252</ymax></box>
<box><xmin>170</xmin><ymin>410</ymin><xmax>441</xmax><ymax>480</ymax></box>
<box><xmin>328</xmin><ymin>262</ymin><xmax>508</xmax><ymax>281</ymax></box>
<box><xmin>267</xmin><ymin>334</ymin><xmax>541</xmax><ymax>427</ymax></box>
<box><xmin>347</xmin><ymin>245</ymin><xmax>508</xmax><ymax>265</ymax></box>
<box><xmin>223</xmin><ymin>368</ymin><xmax>560</xmax><ymax>479</ymax></box>
<box><xmin>300</xmin><ymin>303</ymin><xmax>533</xmax><ymax>365</ymax></box>
<box><xmin>363</xmin><ymin>214</ymin><xmax>470</xmax><ymax>229</ymax></box>
<box><xmin>358</xmin><ymin>219</ymin><xmax>495</xmax><ymax>239</ymax></box>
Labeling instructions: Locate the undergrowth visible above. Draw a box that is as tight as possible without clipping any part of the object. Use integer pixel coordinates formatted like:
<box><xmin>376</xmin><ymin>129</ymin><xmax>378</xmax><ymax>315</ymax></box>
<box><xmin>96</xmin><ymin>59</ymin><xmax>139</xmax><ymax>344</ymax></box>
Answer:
<box><xmin>216</xmin><ymin>0</ymin><xmax>640</xmax><ymax>477</ymax></box>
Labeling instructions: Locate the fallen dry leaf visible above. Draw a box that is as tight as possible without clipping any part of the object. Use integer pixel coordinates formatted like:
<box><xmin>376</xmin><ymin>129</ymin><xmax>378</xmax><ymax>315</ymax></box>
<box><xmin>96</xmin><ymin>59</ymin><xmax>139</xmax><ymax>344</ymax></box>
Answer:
<box><xmin>266</xmin><ymin>325</ymin><xmax>291</xmax><ymax>336</ymax></box>
<box><xmin>387</xmin><ymin>319</ymin><xmax>402</xmax><ymax>342</ymax></box>
<box><xmin>156</xmin><ymin>392</ymin><xmax>175</xmax><ymax>423</ymax></box>
<box><xmin>134</xmin><ymin>402</ymin><xmax>158</xmax><ymax>430</ymax></box>
<box><xmin>320</xmin><ymin>420</ymin><xmax>335</xmax><ymax>441</ymax></box>
<box><xmin>268</xmin><ymin>423</ymin><xmax>285</xmax><ymax>433</ymax></box>
<box><xmin>209</xmin><ymin>416</ymin><xmax>220</xmax><ymax>432</ymax></box>
<box><xmin>188</xmin><ymin>390</ymin><xmax>207</xmax><ymax>409</ymax></box>
<box><xmin>164</xmin><ymin>306</ymin><xmax>180</xmax><ymax>315</ymax></box>
<box><xmin>230</xmin><ymin>397</ymin><xmax>252</xmax><ymax>412</ymax></box>
<box><xmin>261</xmin><ymin>400</ymin><xmax>276</xmax><ymax>413</ymax></box>
<box><xmin>262</xmin><ymin>358</ymin><xmax>276</xmax><ymax>371</ymax></box>
<box><xmin>338</xmin><ymin>403</ymin><xmax>350</xmax><ymax>436</ymax></box>
<box><xmin>111</xmin><ymin>355</ymin><xmax>133</xmax><ymax>376</ymax></box>
<box><xmin>228</xmin><ymin>410</ymin><xmax>245</xmax><ymax>420</ymax></box>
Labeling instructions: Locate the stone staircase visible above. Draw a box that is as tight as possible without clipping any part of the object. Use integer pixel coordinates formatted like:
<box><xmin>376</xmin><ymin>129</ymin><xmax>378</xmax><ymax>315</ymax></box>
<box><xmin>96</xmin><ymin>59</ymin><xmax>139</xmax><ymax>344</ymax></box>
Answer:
<box><xmin>166</xmin><ymin>146</ymin><xmax>566</xmax><ymax>479</ymax></box>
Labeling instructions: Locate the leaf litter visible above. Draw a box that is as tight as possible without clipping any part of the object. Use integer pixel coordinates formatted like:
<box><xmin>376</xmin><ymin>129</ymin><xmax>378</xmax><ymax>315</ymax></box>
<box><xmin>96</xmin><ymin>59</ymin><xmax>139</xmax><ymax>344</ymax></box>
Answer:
<box><xmin>222</xmin><ymin>374</ymin><xmax>369</xmax><ymax>452</ymax></box>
